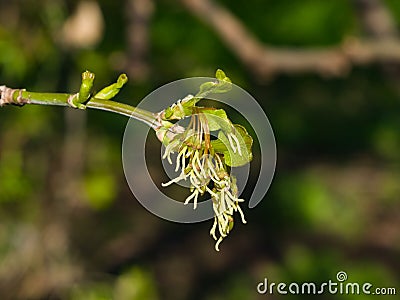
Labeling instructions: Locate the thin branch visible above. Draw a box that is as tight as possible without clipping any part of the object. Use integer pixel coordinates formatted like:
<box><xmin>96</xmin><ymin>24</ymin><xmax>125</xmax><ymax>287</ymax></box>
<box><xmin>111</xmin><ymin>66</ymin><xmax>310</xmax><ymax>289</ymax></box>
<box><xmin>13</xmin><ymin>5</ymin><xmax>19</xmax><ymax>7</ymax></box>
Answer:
<box><xmin>86</xmin><ymin>98</ymin><xmax>158</xmax><ymax>128</ymax></box>
<box><xmin>0</xmin><ymin>85</ymin><xmax>160</xmax><ymax>129</ymax></box>
<box><xmin>180</xmin><ymin>0</ymin><xmax>400</xmax><ymax>79</ymax></box>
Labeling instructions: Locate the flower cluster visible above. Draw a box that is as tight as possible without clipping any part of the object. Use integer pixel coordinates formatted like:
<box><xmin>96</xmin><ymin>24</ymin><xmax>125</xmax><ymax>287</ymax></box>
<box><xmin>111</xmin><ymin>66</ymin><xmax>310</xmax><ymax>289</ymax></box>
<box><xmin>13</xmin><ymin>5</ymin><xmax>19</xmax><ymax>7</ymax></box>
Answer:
<box><xmin>155</xmin><ymin>69</ymin><xmax>253</xmax><ymax>251</ymax></box>
<box><xmin>159</xmin><ymin>108</ymin><xmax>248</xmax><ymax>251</ymax></box>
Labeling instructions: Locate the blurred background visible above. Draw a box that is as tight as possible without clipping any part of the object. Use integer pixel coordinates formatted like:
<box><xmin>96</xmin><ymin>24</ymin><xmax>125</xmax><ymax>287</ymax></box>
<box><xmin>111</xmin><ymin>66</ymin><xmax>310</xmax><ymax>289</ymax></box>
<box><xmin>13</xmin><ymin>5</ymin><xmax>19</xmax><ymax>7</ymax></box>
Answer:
<box><xmin>0</xmin><ymin>0</ymin><xmax>399</xmax><ymax>299</ymax></box>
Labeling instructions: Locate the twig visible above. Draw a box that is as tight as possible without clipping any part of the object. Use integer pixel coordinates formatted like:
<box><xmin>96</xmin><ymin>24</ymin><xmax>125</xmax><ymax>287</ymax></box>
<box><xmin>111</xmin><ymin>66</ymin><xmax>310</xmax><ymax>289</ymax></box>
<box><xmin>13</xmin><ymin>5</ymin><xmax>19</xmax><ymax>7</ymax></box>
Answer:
<box><xmin>0</xmin><ymin>85</ymin><xmax>160</xmax><ymax>129</ymax></box>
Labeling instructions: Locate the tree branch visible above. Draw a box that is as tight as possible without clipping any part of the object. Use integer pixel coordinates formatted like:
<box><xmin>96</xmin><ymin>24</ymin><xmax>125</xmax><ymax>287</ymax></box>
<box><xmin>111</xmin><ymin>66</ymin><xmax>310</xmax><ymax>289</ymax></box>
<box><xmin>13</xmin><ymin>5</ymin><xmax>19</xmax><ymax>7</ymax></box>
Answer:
<box><xmin>0</xmin><ymin>85</ymin><xmax>160</xmax><ymax>129</ymax></box>
<box><xmin>181</xmin><ymin>0</ymin><xmax>400</xmax><ymax>79</ymax></box>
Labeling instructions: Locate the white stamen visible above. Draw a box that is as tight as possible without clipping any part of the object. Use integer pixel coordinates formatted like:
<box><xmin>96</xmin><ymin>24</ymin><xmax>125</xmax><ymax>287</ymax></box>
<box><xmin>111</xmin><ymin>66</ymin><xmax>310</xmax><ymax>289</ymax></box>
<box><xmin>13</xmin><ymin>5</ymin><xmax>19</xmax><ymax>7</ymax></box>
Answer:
<box><xmin>220</xmin><ymin>189</ymin><xmax>226</xmax><ymax>213</ymax></box>
<box><xmin>185</xmin><ymin>148</ymin><xmax>193</xmax><ymax>158</ymax></box>
<box><xmin>184</xmin><ymin>189</ymin><xmax>199</xmax><ymax>209</ymax></box>
<box><xmin>215</xmin><ymin>154</ymin><xmax>224</xmax><ymax>169</ymax></box>
<box><xmin>206</xmin><ymin>186</ymin><xmax>218</xmax><ymax>198</ymax></box>
<box><xmin>208</xmin><ymin>170</ymin><xmax>221</xmax><ymax>184</ymax></box>
<box><xmin>225</xmin><ymin>190</ymin><xmax>238</xmax><ymax>203</ymax></box>
<box><xmin>217</xmin><ymin>215</ymin><xmax>228</xmax><ymax>237</ymax></box>
<box><xmin>227</xmin><ymin>134</ymin><xmax>237</xmax><ymax>153</ymax></box>
<box><xmin>199</xmin><ymin>118</ymin><xmax>204</xmax><ymax>146</ymax></box>
<box><xmin>210</xmin><ymin>217</ymin><xmax>218</xmax><ymax>240</ymax></box>
<box><xmin>207</xmin><ymin>158</ymin><xmax>217</xmax><ymax>174</ymax></box>
<box><xmin>177</xmin><ymin>100</ymin><xmax>184</xmax><ymax>116</ymax></box>
<box><xmin>162</xmin><ymin>140</ymin><xmax>179</xmax><ymax>164</ymax></box>
<box><xmin>215</xmin><ymin>236</ymin><xmax>223</xmax><ymax>251</ymax></box>
<box><xmin>224</xmin><ymin>194</ymin><xmax>235</xmax><ymax>215</ymax></box>
<box><xmin>237</xmin><ymin>205</ymin><xmax>247</xmax><ymax>224</ymax></box>
<box><xmin>230</xmin><ymin>133</ymin><xmax>242</xmax><ymax>156</ymax></box>
<box><xmin>175</xmin><ymin>146</ymin><xmax>187</xmax><ymax>172</ymax></box>
<box><xmin>189</xmin><ymin>171</ymin><xmax>203</xmax><ymax>192</ymax></box>
<box><xmin>161</xmin><ymin>172</ymin><xmax>188</xmax><ymax>187</ymax></box>
<box><xmin>197</xmin><ymin>156</ymin><xmax>207</xmax><ymax>178</ymax></box>
<box><xmin>162</xmin><ymin>148</ymin><xmax>169</xmax><ymax>160</ymax></box>
<box><xmin>167</xmin><ymin>153</ymin><xmax>173</xmax><ymax>164</ymax></box>
<box><xmin>191</xmin><ymin>151</ymin><xmax>203</xmax><ymax>180</ymax></box>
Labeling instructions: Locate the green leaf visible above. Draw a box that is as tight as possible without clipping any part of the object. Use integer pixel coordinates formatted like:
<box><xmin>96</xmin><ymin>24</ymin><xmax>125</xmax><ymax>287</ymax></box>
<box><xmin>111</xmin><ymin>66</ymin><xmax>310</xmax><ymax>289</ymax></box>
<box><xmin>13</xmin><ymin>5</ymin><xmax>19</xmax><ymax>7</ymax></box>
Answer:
<box><xmin>215</xmin><ymin>69</ymin><xmax>226</xmax><ymax>80</ymax></box>
<box><xmin>214</xmin><ymin>78</ymin><xmax>232</xmax><ymax>94</ymax></box>
<box><xmin>216</xmin><ymin>124</ymin><xmax>253</xmax><ymax>167</ymax></box>
<box><xmin>199</xmin><ymin>81</ymin><xmax>217</xmax><ymax>95</ymax></box>
<box><xmin>163</xmin><ymin>107</ymin><xmax>174</xmax><ymax>119</ymax></box>
<box><xmin>162</xmin><ymin>95</ymin><xmax>198</xmax><ymax>120</ymax></box>
<box><xmin>202</xmin><ymin>108</ymin><xmax>232</xmax><ymax>132</ymax></box>
<box><xmin>163</xmin><ymin>70</ymin><xmax>232</xmax><ymax>119</ymax></box>
<box><xmin>214</xmin><ymin>69</ymin><xmax>232</xmax><ymax>94</ymax></box>
<box><xmin>196</xmin><ymin>69</ymin><xmax>232</xmax><ymax>98</ymax></box>
<box><xmin>95</xmin><ymin>73</ymin><xmax>128</xmax><ymax>100</ymax></box>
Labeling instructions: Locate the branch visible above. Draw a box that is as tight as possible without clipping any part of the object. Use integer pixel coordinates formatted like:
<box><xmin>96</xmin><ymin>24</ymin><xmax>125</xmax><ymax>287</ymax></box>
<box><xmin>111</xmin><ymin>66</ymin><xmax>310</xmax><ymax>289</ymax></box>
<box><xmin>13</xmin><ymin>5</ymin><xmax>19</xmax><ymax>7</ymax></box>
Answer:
<box><xmin>0</xmin><ymin>77</ymin><xmax>160</xmax><ymax>129</ymax></box>
<box><xmin>181</xmin><ymin>0</ymin><xmax>400</xmax><ymax>79</ymax></box>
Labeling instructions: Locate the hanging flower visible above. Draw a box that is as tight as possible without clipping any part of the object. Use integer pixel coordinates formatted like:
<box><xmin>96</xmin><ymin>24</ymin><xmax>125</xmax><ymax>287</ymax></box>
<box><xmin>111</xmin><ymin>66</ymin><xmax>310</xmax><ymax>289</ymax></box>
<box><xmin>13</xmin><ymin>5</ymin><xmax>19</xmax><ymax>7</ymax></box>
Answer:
<box><xmin>156</xmin><ymin>70</ymin><xmax>253</xmax><ymax>251</ymax></box>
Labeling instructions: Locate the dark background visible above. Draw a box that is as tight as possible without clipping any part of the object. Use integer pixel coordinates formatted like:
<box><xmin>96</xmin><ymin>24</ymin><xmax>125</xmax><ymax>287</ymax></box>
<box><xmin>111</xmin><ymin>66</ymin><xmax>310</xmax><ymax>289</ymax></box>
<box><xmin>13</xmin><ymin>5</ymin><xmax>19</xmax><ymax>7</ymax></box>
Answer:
<box><xmin>0</xmin><ymin>0</ymin><xmax>399</xmax><ymax>299</ymax></box>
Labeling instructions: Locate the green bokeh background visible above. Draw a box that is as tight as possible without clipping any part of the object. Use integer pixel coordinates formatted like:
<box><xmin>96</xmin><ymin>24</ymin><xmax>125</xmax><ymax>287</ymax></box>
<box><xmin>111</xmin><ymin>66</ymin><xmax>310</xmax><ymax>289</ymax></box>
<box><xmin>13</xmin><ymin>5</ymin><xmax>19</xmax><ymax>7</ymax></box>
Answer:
<box><xmin>0</xmin><ymin>0</ymin><xmax>399</xmax><ymax>299</ymax></box>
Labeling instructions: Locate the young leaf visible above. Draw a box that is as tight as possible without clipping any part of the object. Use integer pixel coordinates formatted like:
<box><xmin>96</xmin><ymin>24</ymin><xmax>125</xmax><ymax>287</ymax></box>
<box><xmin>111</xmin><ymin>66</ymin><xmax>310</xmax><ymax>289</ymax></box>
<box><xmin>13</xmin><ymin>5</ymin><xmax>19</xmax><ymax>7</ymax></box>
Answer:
<box><xmin>202</xmin><ymin>108</ymin><xmax>232</xmax><ymax>132</ymax></box>
<box><xmin>199</xmin><ymin>81</ymin><xmax>217</xmax><ymax>95</ymax></box>
<box><xmin>215</xmin><ymin>69</ymin><xmax>227</xmax><ymax>81</ymax></box>
<box><xmin>95</xmin><ymin>74</ymin><xmax>128</xmax><ymax>100</ymax></box>
<box><xmin>217</xmin><ymin>124</ymin><xmax>253</xmax><ymax>167</ymax></box>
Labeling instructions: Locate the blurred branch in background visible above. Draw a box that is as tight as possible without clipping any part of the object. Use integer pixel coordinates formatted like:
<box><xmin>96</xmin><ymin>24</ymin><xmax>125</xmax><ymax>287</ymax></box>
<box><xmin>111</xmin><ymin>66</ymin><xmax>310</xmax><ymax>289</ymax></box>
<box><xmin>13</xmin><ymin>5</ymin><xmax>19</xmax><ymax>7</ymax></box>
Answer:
<box><xmin>181</xmin><ymin>0</ymin><xmax>400</xmax><ymax>79</ymax></box>
<box><xmin>353</xmin><ymin>0</ymin><xmax>398</xmax><ymax>38</ymax></box>
<box><xmin>125</xmin><ymin>0</ymin><xmax>154</xmax><ymax>81</ymax></box>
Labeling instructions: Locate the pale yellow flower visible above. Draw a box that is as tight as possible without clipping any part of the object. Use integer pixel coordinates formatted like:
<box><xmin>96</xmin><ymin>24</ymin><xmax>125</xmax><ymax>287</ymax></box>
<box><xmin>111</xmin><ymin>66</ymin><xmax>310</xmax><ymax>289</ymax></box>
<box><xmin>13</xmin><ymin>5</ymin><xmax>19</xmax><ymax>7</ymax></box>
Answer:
<box><xmin>160</xmin><ymin>111</ymin><xmax>247</xmax><ymax>251</ymax></box>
